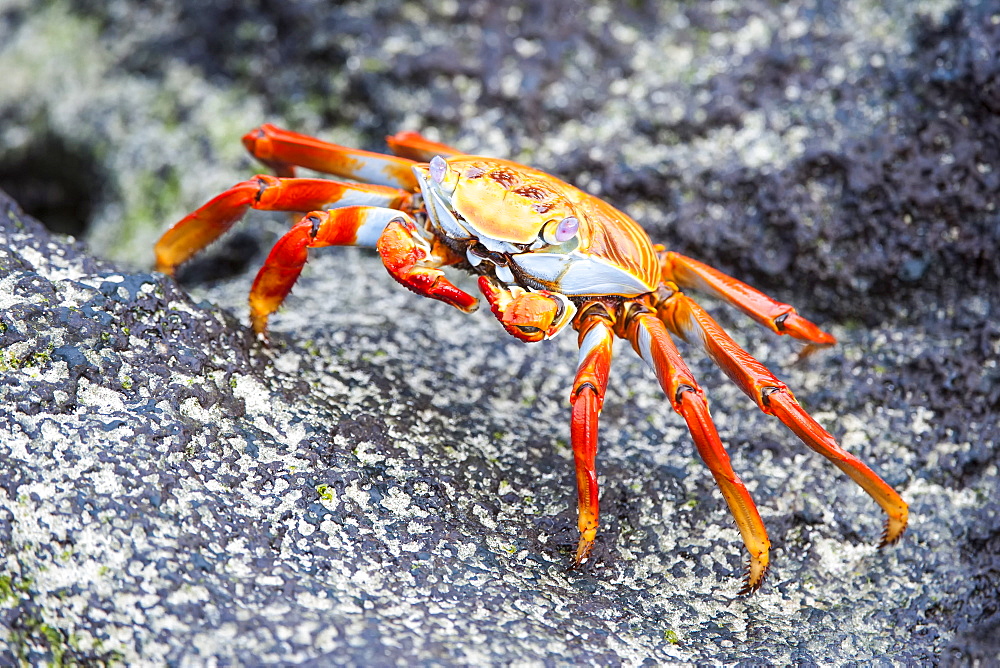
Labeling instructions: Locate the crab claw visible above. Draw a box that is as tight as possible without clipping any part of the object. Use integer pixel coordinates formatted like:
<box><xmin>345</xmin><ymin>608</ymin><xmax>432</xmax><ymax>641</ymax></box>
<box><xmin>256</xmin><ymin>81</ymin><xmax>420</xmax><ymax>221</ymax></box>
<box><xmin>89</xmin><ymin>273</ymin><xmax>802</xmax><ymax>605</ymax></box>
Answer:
<box><xmin>478</xmin><ymin>276</ymin><xmax>576</xmax><ymax>342</ymax></box>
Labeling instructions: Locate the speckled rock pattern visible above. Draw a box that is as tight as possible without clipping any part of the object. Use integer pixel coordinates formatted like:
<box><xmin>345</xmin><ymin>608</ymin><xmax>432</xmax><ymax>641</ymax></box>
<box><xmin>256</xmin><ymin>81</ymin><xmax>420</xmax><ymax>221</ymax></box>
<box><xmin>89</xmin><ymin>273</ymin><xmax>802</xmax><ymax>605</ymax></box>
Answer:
<box><xmin>1</xmin><ymin>0</ymin><xmax>998</xmax><ymax>664</ymax></box>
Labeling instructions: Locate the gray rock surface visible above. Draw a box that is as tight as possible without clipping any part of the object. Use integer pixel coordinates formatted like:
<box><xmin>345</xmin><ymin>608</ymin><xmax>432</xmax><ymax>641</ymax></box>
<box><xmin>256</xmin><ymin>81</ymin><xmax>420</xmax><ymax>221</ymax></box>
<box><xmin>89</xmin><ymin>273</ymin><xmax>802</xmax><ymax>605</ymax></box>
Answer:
<box><xmin>2</xmin><ymin>0</ymin><xmax>998</xmax><ymax>664</ymax></box>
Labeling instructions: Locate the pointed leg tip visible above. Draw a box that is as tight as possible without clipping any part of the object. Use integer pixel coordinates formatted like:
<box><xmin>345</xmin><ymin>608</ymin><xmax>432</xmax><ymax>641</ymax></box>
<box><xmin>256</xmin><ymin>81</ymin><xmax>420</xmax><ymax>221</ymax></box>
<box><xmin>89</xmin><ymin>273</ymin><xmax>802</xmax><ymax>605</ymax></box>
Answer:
<box><xmin>154</xmin><ymin>258</ymin><xmax>176</xmax><ymax>277</ymax></box>
<box><xmin>782</xmin><ymin>312</ymin><xmax>837</xmax><ymax>348</ymax></box>
<box><xmin>878</xmin><ymin>502</ymin><xmax>909</xmax><ymax>547</ymax></box>
<box><xmin>250</xmin><ymin>315</ymin><xmax>271</xmax><ymax>343</ymax></box>
<box><xmin>573</xmin><ymin>535</ymin><xmax>595</xmax><ymax>567</ymax></box>
<box><xmin>878</xmin><ymin>514</ymin><xmax>908</xmax><ymax>548</ymax></box>
<box><xmin>737</xmin><ymin>554</ymin><xmax>770</xmax><ymax>596</ymax></box>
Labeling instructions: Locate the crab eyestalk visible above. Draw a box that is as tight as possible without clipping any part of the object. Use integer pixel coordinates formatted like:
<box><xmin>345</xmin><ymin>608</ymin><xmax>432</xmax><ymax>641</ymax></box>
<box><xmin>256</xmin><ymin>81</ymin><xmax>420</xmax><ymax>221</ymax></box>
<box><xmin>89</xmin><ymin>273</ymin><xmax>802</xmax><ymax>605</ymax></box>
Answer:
<box><xmin>541</xmin><ymin>216</ymin><xmax>580</xmax><ymax>245</ymax></box>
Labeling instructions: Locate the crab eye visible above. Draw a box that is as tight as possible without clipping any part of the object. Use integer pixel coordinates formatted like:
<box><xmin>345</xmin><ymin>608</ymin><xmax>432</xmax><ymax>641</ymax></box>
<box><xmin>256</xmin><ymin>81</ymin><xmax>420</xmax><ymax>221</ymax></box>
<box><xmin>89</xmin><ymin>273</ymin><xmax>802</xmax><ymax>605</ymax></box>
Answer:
<box><xmin>541</xmin><ymin>216</ymin><xmax>580</xmax><ymax>245</ymax></box>
<box><xmin>429</xmin><ymin>155</ymin><xmax>448</xmax><ymax>184</ymax></box>
<box><xmin>554</xmin><ymin>216</ymin><xmax>579</xmax><ymax>242</ymax></box>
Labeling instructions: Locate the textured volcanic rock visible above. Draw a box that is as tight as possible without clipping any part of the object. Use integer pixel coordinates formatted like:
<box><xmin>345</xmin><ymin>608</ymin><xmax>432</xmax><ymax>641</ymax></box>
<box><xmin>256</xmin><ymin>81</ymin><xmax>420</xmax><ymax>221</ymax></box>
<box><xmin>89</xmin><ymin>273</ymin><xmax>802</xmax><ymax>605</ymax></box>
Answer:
<box><xmin>1</xmin><ymin>0</ymin><xmax>998</xmax><ymax>664</ymax></box>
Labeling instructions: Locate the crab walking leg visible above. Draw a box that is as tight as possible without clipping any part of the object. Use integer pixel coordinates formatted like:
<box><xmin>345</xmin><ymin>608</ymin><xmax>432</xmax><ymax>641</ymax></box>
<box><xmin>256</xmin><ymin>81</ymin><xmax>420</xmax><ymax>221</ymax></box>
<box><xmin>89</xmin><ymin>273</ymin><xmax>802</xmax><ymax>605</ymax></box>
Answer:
<box><xmin>623</xmin><ymin>310</ymin><xmax>771</xmax><ymax>593</ymax></box>
<box><xmin>659</xmin><ymin>251</ymin><xmax>835</xmax><ymax>346</ymax></box>
<box><xmin>385</xmin><ymin>131</ymin><xmax>464</xmax><ymax>161</ymax></box>
<box><xmin>569</xmin><ymin>309</ymin><xmax>615</xmax><ymax>564</ymax></box>
<box><xmin>249</xmin><ymin>206</ymin><xmax>408</xmax><ymax>334</ymax></box>
<box><xmin>155</xmin><ymin>175</ymin><xmax>410</xmax><ymax>275</ymax></box>
<box><xmin>656</xmin><ymin>290</ymin><xmax>909</xmax><ymax>546</ymax></box>
<box><xmin>243</xmin><ymin>124</ymin><xmax>420</xmax><ymax>190</ymax></box>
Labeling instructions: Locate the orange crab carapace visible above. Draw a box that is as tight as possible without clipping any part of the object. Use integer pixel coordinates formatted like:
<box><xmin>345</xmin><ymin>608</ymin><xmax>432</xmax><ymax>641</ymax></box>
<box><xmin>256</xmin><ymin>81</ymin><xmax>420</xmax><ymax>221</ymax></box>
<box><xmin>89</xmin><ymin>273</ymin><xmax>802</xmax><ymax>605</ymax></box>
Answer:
<box><xmin>155</xmin><ymin>124</ymin><xmax>908</xmax><ymax>593</ymax></box>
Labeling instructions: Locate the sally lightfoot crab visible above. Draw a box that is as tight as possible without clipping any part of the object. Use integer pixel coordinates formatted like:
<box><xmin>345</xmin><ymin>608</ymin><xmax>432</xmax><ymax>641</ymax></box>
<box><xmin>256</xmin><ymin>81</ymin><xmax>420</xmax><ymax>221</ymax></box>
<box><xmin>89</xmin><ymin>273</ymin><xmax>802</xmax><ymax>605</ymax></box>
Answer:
<box><xmin>155</xmin><ymin>125</ymin><xmax>908</xmax><ymax>593</ymax></box>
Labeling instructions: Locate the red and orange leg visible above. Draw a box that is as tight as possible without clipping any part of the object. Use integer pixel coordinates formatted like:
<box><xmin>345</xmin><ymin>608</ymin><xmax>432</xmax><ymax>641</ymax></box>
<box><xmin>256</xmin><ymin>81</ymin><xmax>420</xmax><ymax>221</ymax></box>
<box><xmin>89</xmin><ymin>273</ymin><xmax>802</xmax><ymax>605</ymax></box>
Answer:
<box><xmin>248</xmin><ymin>206</ymin><xmax>404</xmax><ymax>334</ymax></box>
<box><xmin>659</xmin><ymin>250</ymin><xmax>835</xmax><ymax>349</ymax></box>
<box><xmin>568</xmin><ymin>306</ymin><xmax>615</xmax><ymax>565</ymax></box>
<box><xmin>248</xmin><ymin>208</ymin><xmax>476</xmax><ymax>336</ymax></box>
<box><xmin>155</xmin><ymin>175</ymin><xmax>410</xmax><ymax>275</ymax></box>
<box><xmin>385</xmin><ymin>131</ymin><xmax>464</xmax><ymax>162</ymax></box>
<box><xmin>620</xmin><ymin>308</ymin><xmax>772</xmax><ymax>593</ymax></box>
<box><xmin>242</xmin><ymin>124</ymin><xmax>423</xmax><ymax>189</ymax></box>
<box><xmin>654</xmin><ymin>288</ymin><xmax>909</xmax><ymax>546</ymax></box>
<box><xmin>158</xmin><ymin>125</ymin><xmax>461</xmax><ymax>279</ymax></box>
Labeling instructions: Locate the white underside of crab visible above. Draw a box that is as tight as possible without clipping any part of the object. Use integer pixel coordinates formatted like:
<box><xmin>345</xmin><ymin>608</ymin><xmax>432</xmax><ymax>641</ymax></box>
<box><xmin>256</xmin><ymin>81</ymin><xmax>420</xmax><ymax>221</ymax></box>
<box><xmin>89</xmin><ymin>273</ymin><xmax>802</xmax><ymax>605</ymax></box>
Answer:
<box><xmin>508</xmin><ymin>251</ymin><xmax>651</xmax><ymax>296</ymax></box>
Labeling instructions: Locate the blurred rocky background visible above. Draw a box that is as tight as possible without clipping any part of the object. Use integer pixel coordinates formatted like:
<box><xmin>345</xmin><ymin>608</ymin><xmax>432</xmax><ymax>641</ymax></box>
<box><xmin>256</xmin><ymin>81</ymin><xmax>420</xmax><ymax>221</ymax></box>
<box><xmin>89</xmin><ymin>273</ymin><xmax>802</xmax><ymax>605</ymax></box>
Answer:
<box><xmin>1</xmin><ymin>0</ymin><xmax>998</xmax><ymax>663</ymax></box>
